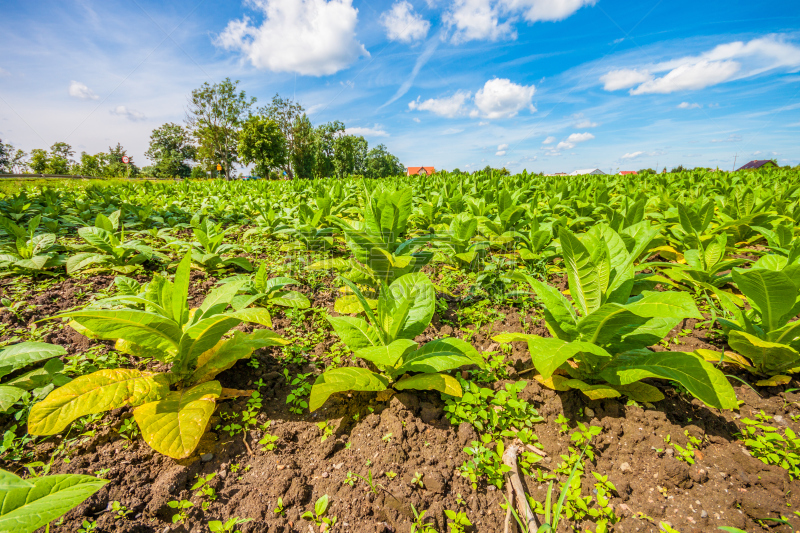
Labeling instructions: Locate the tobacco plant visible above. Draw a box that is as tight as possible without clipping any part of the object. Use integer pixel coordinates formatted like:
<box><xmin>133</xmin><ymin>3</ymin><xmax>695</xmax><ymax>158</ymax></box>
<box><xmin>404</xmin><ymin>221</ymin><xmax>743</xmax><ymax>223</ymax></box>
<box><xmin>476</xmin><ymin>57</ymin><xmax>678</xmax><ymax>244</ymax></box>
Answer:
<box><xmin>0</xmin><ymin>215</ymin><xmax>65</xmax><ymax>276</ymax></box>
<box><xmin>0</xmin><ymin>342</ymin><xmax>70</xmax><ymax>412</ymax></box>
<box><xmin>497</xmin><ymin>226</ymin><xmax>737</xmax><ymax>409</ymax></box>
<box><xmin>28</xmin><ymin>252</ymin><xmax>287</xmax><ymax>459</ymax></box>
<box><xmin>309</xmin><ymin>272</ymin><xmax>483</xmax><ymax>411</ymax></box>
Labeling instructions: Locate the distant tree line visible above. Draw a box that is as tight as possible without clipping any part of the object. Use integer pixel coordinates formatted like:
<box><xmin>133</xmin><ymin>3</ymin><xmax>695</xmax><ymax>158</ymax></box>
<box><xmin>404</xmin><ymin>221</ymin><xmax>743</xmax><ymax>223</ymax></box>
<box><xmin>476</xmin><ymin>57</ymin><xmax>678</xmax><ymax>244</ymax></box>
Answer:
<box><xmin>0</xmin><ymin>77</ymin><xmax>405</xmax><ymax>180</ymax></box>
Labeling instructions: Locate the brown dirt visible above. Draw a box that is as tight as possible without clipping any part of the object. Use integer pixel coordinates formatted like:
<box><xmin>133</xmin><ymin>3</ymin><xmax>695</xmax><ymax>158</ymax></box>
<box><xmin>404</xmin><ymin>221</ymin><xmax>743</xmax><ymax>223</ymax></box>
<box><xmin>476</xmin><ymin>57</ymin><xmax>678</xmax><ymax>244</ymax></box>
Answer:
<box><xmin>1</xmin><ymin>274</ymin><xmax>799</xmax><ymax>533</ymax></box>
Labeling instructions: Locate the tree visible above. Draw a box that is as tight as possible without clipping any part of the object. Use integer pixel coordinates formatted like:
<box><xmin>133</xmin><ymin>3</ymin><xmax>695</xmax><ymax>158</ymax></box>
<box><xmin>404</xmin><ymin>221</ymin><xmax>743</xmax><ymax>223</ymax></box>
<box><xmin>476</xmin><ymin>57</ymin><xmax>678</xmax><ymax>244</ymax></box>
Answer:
<box><xmin>74</xmin><ymin>152</ymin><xmax>103</xmax><ymax>177</ymax></box>
<box><xmin>291</xmin><ymin>114</ymin><xmax>316</xmax><ymax>180</ymax></box>
<box><xmin>9</xmin><ymin>149</ymin><xmax>28</xmax><ymax>173</ymax></box>
<box><xmin>0</xmin><ymin>139</ymin><xmax>9</xmax><ymax>172</ymax></box>
<box><xmin>333</xmin><ymin>135</ymin><xmax>368</xmax><ymax>178</ymax></box>
<box><xmin>313</xmin><ymin>121</ymin><xmax>344</xmax><ymax>179</ymax></box>
<box><xmin>365</xmin><ymin>144</ymin><xmax>404</xmax><ymax>179</ymax></box>
<box><xmin>145</xmin><ymin>123</ymin><xmax>196</xmax><ymax>178</ymax></box>
<box><xmin>186</xmin><ymin>78</ymin><xmax>254</xmax><ymax>180</ymax></box>
<box><xmin>46</xmin><ymin>142</ymin><xmax>74</xmax><ymax>175</ymax></box>
<box><xmin>237</xmin><ymin>114</ymin><xmax>287</xmax><ymax>179</ymax></box>
<box><xmin>29</xmin><ymin>149</ymin><xmax>49</xmax><ymax>173</ymax></box>
<box><xmin>101</xmin><ymin>143</ymin><xmax>138</xmax><ymax>177</ymax></box>
<box><xmin>262</xmin><ymin>94</ymin><xmax>304</xmax><ymax>178</ymax></box>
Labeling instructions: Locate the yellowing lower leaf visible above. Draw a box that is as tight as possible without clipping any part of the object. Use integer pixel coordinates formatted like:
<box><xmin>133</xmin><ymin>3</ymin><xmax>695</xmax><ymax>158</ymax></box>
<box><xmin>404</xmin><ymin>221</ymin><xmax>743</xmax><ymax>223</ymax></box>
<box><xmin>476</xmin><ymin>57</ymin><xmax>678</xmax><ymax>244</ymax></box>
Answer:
<box><xmin>28</xmin><ymin>369</ymin><xmax>172</xmax><ymax>435</ymax></box>
<box><xmin>613</xmin><ymin>382</ymin><xmax>665</xmax><ymax>402</ymax></box>
<box><xmin>533</xmin><ymin>374</ymin><xmax>572</xmax><ymax>391</ymax></box>
<box><xmin>695</xmin><ymin>349</ymin><xmax>752</xmax><ymax>368</ymax></box>
<box><xmin>755</xmin><ymin>375</ymin><xmax>791</xmax><ymax>387</ymax></box>
<box><xmin>563</xmin><ymin>379</ymin><xmax>621</xmax><ymax>400</ymax></box>
<box><xmin>309</xmin><ymin>368</ymin><xmax>388</xmax><ymax>412</ymax></box>
<box><xmin>394</xmin><ymin>373</ymin><xmax>462</xmax><ymax>397</ymax></box>
<box><xmin>134</xmin><ymin>381</ymin><xmax>221</xmax><ymax>459</ymax></box>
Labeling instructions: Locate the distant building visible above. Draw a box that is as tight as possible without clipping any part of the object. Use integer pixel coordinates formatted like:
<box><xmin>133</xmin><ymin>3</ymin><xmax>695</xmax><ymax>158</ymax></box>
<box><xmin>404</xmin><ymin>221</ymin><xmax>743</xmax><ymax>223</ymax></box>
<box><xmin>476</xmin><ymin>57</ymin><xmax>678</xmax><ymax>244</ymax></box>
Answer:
<box><xmin>569</xmin><ymin>168</ymin><xmax>606</xmax><ymax>176</ymax></box>
<box><xmin>736</xmin><ymin>160</ymin><xmax>777</xmax><ymax>171</ymax></box>
<box><xmin>545</xmin><ymin>172</ymin><xmax>568</xmax><ymax>176</ymax></box>
<box><xmin>619</xmin><ymin>170</ymin><xmax>638</xmax><ymax>175</ymax></box>
<box><xmin>407</xmin><ymin>166</ymin><xmax>435</xmax><ymax>176</ymax></box>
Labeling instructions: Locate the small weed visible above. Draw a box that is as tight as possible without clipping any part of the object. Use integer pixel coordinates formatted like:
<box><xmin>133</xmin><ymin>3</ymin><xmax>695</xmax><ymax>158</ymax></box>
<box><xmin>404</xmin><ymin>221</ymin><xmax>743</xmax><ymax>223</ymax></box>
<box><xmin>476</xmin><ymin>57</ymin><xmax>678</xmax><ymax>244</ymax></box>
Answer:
<box><xmin>739</xmin><ymin>411</ymin><xmax>800</xmax><ymax>479</ymax></box>
<box><xmin>445</xmin><ymin>509</ymin><xmax>472</xmax><ymax>533</ymax></box>
<box><xmin>410</xmin><ymin>471</ymin><xmax>424</xmax><ymax>488</ymax></box>
<box><xmin>302</xmin><ymin>495</ymin><xmax>337</xmax><ymax>529</ymax></box>
<box><xmin>168</xmin><ymin>500</ymin><xmax>193</xmax><ymax>524</ymax></box>
<box><xmin>208</xmin><ymin>517</ymin><xmax>252</xmax><ymax>533</ymax></box>
<box><xmin>111</xmin><ymin>500</ymin><xmax>131</xmax><ymax>520</ymax></box>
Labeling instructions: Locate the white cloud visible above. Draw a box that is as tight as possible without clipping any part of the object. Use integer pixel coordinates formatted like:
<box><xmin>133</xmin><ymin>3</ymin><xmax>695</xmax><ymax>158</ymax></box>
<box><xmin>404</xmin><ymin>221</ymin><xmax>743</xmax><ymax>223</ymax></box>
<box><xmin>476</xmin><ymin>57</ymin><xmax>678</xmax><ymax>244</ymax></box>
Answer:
<box><xmin>346</xmin><ymin>125</ymin><xmax>389</xmax><ymax>137</ymax></box>
<box><xmin>111</xmin><ymin>105</ymin><xmax>145</xmax><ymax>121</ymax></box>
<box><xmin>380</xmin><ymin>1</ymin><xmax>430</xmax><ymax>43</ymax></box>
<box><xmin>413</xmin><ymin>117</ymin><xmax>421</xmax><ymax>123</ymax></box>
<box><xmin>555</xmin><ymin>141</ymin><xmax>573</xmax><ymax>150</ymax></box>
<box><xmin>602</xmin><ymin>35</ymin><xmax>800</xmax><ymax>95</ymax></box>
<box><xmin>677</xmin><ymin>102</ymin><xmax>702</xmax><ymax>109</ymax></box>
<box><xmin>472</xmin><ymin>78</ymin><xmax>535</xmax><ymax>118</ymax></box>
<box><xmin>496</xmin><ymin>150</ymin><xmax>507</xmax><ymax>156</ymax></box>
<box><xmin>442</xmin><ymin>127</ymin><xmax>464</xmax><ymax>134</ymax></box>
<box><xmin>542</xmin><ymin>136</ymin><xmax>556</xmax><ymax>144</ymax></box>
<box><xmin>621</xmin><ymin>151</ymin><xmax>643</xmax><ymax>160</ymax></box>
<box><xmin>497</xmin><ymin>143</ymin><xmax>509</xmax><ymax>150</ymax></box>
<box><xmin>575</xmin><ymin>118</ymin><xmax>598</xmax><ymax>128</ymax></box>
<box><xmin>217</xmin><ymin>0</ymin><xmax>369</xmax><ymax>76</ymax></box>
<box><xmin>567</xmin><ymin>132</ymin><xmax>594</xmax><ymax>143</ymax></box>
<box><xmin>444</xmin><ymin>0</ymin><xmax>594</xmax><ymax>43</ymax></box>
<box><xmin>69</xmin><ymin>80</ymin><xmax>99</xmax><ymax>100</ymax></box>
<box><xmin>478</xmin><ymin>121</ymin><xmax>489</xmax><ymax>126</ymax></box>
<box><xmin>600</xmin><ymin>69</ymin><xmax>652</xmax><ymax>91</ymax></box>
<box><xmin>408</xmin><ymin>91</ymin><xmax>471</xmax><ymax>117</ymax></box>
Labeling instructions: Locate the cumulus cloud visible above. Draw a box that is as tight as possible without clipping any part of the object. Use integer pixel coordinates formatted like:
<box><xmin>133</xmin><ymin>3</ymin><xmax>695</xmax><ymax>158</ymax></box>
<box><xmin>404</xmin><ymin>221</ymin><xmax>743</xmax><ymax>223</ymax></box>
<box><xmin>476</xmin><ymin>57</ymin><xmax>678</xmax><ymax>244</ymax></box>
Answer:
<box><xmin>444</xmin><ymin>0</ymin><xmax>595</xmax><ymax>43</ymax></box>
<box><xmin>574</xmin><ymin>118</ymin><xmax>598</xmax><ymax>128</ymax></box>
<box><xmin>346</xmin><ymin>125</ymin><xmax>389</xmax><ymax>137</ymax></box>
<box><xmin>601</xmin><ymin>35</ymin><xmax>800</xmax><ymax>95</ymax></box>
<box><xmin>381</xmin><ymin>1</ymin><xmax>430</xmax><ymax>43</ymax></box>
<box><xmin>408</xmin><ymin>91</ymin><xmax>471</xmax><ymax>117</ymax></box>
<box><xmin>621</xmin><ymin>151</ymin><xmax>643</xmax><ymax>160</ymax></box>
<box><xmin>472</xmin><ymin>78</ymin><xmax>535</xmax><ymax>118</ymax></box>
<box><xmin>496</xmin><ymin>142</ymin><xmax>508</xmax><ymax>156</ymax></box>
<box><xmin>567</xmin><ymin>132</ymin><xmax>594</xmax><ymax>143</ymax></box>
<box><xmin>69</xmin><ymin>80</ymin><xmax>99</xmax><ymax>100</ymax></box>
<box><xmin>217</xmin><ymin>0</ymin><xmax>369</xmax><ymax>76</ymax></box>
<box><xmin>555</xmin><ymin>141</ymin><xmax>573</xmax><ymax>150</ymax></box>
<box><xmin>542</xmin><ymin>136</ymin><xmax>556</xmax><ymax>144</ymax></box>
<box><xmin>677</xmin><ymin>102</ymin><xmax>702</xmax><ymax>109</ymax></box>
<box><xmin>111</xmin><ymin>105</ymin><xmax>145</xmax><ymax>121</ymax></box>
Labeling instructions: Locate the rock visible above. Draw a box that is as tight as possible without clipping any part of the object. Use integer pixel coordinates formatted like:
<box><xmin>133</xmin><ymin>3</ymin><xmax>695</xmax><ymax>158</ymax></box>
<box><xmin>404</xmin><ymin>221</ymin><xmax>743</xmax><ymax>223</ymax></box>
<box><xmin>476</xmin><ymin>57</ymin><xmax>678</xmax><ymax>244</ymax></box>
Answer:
<box><xmin>424</xmin><ymin>471</ymin><xmax>447</xmax><ymax>494</ymax></box>
<box><xmin>585</xmin><ymin>407</ymin><xmax>595</xmax><ymax>418</ymax></box>
<box><xmin>619</xmin><ymin>462</ymin><xmax>631</xmax><ymax>473</ymax></box>
<box><xmin>321</xmin><ymin>472</ymin><xmax>329</xmax><ymax>478</ymax></box>
<box><xmin>660</xmin><ymin>460</ymin><xmax>691</xmax><ymax>489</ymax></box>
<box><xmin>457</xmin><ymin>422</ymin><xmax>478</xmax><ymax>446</ymax></box>
<box><xmin>774</xmin><ymin>415</ymin><xmax>787</xmax><ymax>426</ymax></box>
<box><xmin>700</xmin><ymin>510</ymin><xmax>708</xmax><ymax>518</ymax></box>
<box><xmin>690</xmin><ymin>466</ymin><xmax>708</xmax><ymax>484</ymax></box>
<box><xmin>201</xmin><ymin>453</ymin><xmax>214</xmax><ymax>462</ymax></box>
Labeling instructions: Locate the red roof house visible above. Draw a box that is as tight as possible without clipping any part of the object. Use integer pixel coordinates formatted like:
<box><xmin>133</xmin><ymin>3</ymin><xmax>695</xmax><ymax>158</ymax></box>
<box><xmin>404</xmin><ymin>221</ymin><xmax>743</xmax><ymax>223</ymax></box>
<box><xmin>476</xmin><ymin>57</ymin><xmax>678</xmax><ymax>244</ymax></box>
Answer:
<box><xmin>736</xmin><ymin>160</ymin><xmax>777</xmax><ymax>171</ymax></box>
<box><xmin>407</xmin><ymin>166</ymin><xmax>435</xmax><ymax>176</ymax></box>
<box><xmin>619</xmin><ymin>171</ymin><xmax>638</xmax><ymax>175</ymax></box>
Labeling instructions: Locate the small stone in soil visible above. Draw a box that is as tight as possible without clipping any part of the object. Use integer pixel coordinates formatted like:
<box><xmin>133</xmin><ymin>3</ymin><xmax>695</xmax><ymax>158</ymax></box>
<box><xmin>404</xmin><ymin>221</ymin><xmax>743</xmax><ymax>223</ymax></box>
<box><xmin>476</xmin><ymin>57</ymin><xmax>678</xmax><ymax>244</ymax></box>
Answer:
<box><xmin>620</xmin><ymin>462</ymin><xmax>631</xmax><ymax>473</ymax></box>
<box><xmin>201</xmin><ymin>453</ymin><xmax>213</xmax><ymax>462</ymax></box>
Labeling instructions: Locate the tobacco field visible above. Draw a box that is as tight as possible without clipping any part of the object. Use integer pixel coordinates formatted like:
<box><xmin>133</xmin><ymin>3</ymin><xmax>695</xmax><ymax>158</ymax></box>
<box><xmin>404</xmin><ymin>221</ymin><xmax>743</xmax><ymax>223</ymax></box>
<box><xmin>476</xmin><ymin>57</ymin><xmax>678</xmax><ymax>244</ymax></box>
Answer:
<box><xmin>1</xmin><ymin>169</ymin><xmax>799</xmax><ymax>533</ymax></box>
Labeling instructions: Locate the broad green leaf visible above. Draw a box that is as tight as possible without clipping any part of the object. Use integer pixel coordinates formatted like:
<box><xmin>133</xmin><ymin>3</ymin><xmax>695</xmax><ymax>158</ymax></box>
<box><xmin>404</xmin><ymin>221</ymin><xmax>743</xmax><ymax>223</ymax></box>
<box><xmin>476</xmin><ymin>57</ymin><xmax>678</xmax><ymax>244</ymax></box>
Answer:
<box><xmin>386</xmin><ymin>273</ymin><xmax>435</xmax><ymax>340</ymax></box>
<box><xmin>732</xmin><ymin>268</ymin><xmax>797</xmax><ymax>333</ymax></box>
<box><xmin>354</xmin><ymin>339</ymin><xmax>418</xmax><ymax>369</ymax></box>
<box><xmin>334</xmin><ymin>295</ymin><xmax>377</xmax><ymax>314</ymax></box>
<box><xmin>176</xmin><ymin>315</ymin><xmax>243</xmax><ymax>374</ymax></box>
<box><xmin>397</xmin><ymin>338</ymin><xmax>482</xmax><ymax>374</ymax></box>
<box><xmin>0</xmin><ymin>385</ymin><xmax>26</xmax><ymax>412</ymax></box>
<box><xmin>270</xmin><ymin>290</ymin><xmax>310</xmax><ymax>309</ymax></box>
<box><xmin>600</xmin><ymin>351</ymin><xmax>738</xmax><ymax>410</ymax></box>
<box><xmin>563</xmin><ymin>379</ymin><xmax>621</xmax><ymax>400</ymax></box>
<box><xmin>328</xmin><ymin>316</ymin><xmax>382</xmax><ymax>351</ymax></box>
<box><xmin>134</xmin><ymin>381</ymin><xmax>221</xmax><ymax>459</ymax></box>
<box><xmin>613</xmin><ymin>382</ymin><xmax>665</xmax><ymax>402</ymax></box>
<box><xmin>577</xmin><ymin>304</ymin><xmax>648</xmax><ymax>345</ymax></box>
<box><xmin>0</xmin><ymin>470</ymin><xmax>32</xmax><ymax>491</ymax></box>
<box><xmin>55</xmin><ymin>309</ymin><xmax>181</xmax><ymax>353</ymax></box>
<box><xmin>625</xmin><ymin>290</ymin><xmax>703</xmax><ymax>320</ymax></box>
<box><xmin>198</xmin><ymin>279</ymin><xmax>247</xmax><ymax>316</ymax></box>
<box><xmin>0</xmin><ymin>342</ymin><xmax>66</xmax><ymax>375</ymax></box>
<box><xmin>0</xmin><ymin>472</ymin><xmax>107</xmax><ymax>533</ymax></box>
<box><xmin>525</xmin><ymin>337</ymin><xmax>612</xmax><ymax>380</ymax></box>
<box><xmin>65</xmin><ymin>252</ymin><xmax>108</xmax><ymax>274</ymax></box>
<box><xmin>28</xmin><ymin>369</ymin><xmax>172</xmax><ymax>435</ymax></box>
<box><xmin>78</xmin><ymin>226</ymin><xmax>115</xmax><ymax>254</ymax></box>
<box><xmin>227</xmin><ymin>308</ymin><xmax>273</xmax><ymax>327</ymax></box>
<box><xmin>770</xmin><ymin>321</ymin><xmax>800</xmax><ymax>346</ymax></box>
<box><xmin>559</xmin><ymin>228</ymin><xmax>602</xmax><ymax>315</ymax></box>
<box><xmin>728</xmin><ymin>330</ymin><xmax>800</xmax><ymax>375</ymax></box>
<box><xmin>394</xmin><ymin>372</ymin><xmax>462</xmax><ymax>397</ymax></box>
<box><xmin>189</xmin><ymin>330</ymin><xmax>288</xmax><ymax>385</ymax></box>
<box><xmin>309</xmin><ymin>368</ymin><xmax>389</xmax><ymax>412</ymax></box>
<box><xmin>521</xmin><ymin>275</ymin><xmax>578</xmax><ymax>340</ymax></box>
<box><xmin>172</xmin><ymin>252</ymin><xmax>191</xmax><ymax>326</ymax></box>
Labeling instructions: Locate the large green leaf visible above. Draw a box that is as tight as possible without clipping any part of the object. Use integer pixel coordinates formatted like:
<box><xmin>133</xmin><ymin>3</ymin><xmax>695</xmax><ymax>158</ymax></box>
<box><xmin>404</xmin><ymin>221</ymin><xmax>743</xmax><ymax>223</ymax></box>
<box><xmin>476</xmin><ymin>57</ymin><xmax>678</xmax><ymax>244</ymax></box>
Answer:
<box><xmin>0</xmin><ymin>342</ymin><xmax>66</xmax><ymax>377</ymax></box>
<box><xmin>0</xmin><ymin>385</ymin><xmax>26</xmax><ymax>412</ymax></box>
<box><xmin>171</xmin><ymin>252</ymin><xmax>191</xmax><ymax>326</ymax></box>
<box><xmin>0</xmin><ymin>471</ymin><xmax>107</xmax><ymax>533</ymax></box>
<box><xmin>270</xmin><ymin>290</ymin><xmax>310</xmax><ymax>309</ymax></box>
<box><xmin>189</xmin><ymin>330</ymin><xmax>288</xmax><ymax>385</ymax></box>
<box><xmin>577</xmin><ymin>304</ymin><xmax>648</xmax><ymax>345</ymax></box>
<box><xmin>78</xmin><ymin>226</ymin><xmax>115</xmax><ymax>254</ymax></box>
<box><xmin>728</xmin><ymin>330</ymin><xmax>800</xmax><ymax>375</ymax></box>
<box><xmin>600</xmin><ymin>350</ymin><xmax>738</xmax><ymax>409</ymax></box>
<box><xmin>198</xmin><ymin>279</ymin><xmax>246</xmax><ymax>317</ymax></box>
<box><xmin>625</xmin><ymin>290</ymin><xmax>703</xmax><ymax>320</ymax></box>
<box><xmin>28</xmin><ymin>369</ymin><xmax>171</xmax><ymax>435</ymax></box>
<box><xmin>522</xmin><ymin>275</ymin><xmax>578</xmax><ymax>340</ymax></box>
<box><xmin>524</xmin><ymin>336</ymin><xmax>612</xmax><ymax>380</ymax></box>
<box><xmin>176</xmin><ymin>315</ymin><xmax>243</xmax><ymax>374</ymax></box>
<box><xmin>559</xmin><ymin>228</ymin><xmax>602</xmax><ymax>315</ymax></box>
<box><xmin>0</xmin><ymin>470</ymin><xmax>32</xmax><ymax>491</ymax></box>
<box><xmin>327</xmin><ymin>316</ymin><xmax>382</xmax><ymax>351</ymax></box>
<box><xmin>309</xmin><ymin>368</ymin><xmax>389</xmax><ymax>412</ymax></box>
<box><xmin>227</xmin><ymin>308</ymin><xmax>273</xmax><ymax>327</ymax></box>
<box><xmin>385</xmin><ymin>273</ymin><xmax>435</xmax><ymax>340</ymax></box>
<box><xmin>56</xmin><ymin>309</ymin><xmax>181</xmax><ymax>353</ymax></box>
<box><xmin>65</xmin><ymin>252</ymin><xmax>109</xmax><ymax>274</ymax></box>
<box><xmin>732</xmin><ymin>269</ymin><xmax>797</xmax><ymax>333</ymax></box>
<box><xmin>396</xmin><ymin>338</ymin><xmax>482</xmax><ymax>374</ymax></box>
<box><xmin>354</xmin><ymin>339</ymin><xmax>418</xmax><ymax>369</ymax></box>
<box><xmin>394</xmin><ymin>372</ymin><xmax>462</xmax><ymax>397</ymax></box>
<box><xmin>134</xmin><ymin>381</ymin><xmax>221</xmax><ymax>459</ymax></box>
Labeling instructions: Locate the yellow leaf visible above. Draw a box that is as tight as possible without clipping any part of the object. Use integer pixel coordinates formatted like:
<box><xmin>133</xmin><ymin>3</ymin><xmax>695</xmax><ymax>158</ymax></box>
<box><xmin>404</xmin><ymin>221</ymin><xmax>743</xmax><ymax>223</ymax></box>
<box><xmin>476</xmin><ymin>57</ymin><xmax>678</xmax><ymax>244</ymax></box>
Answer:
<box><xmin>755</xmin><ymin>375</ymin><xmax>791</xmax><ymax>387</ymax></box>
<box><xmin>533</xmin><ymin>374</ymin><xmax>571</xmax><ymax>391</ymax></box>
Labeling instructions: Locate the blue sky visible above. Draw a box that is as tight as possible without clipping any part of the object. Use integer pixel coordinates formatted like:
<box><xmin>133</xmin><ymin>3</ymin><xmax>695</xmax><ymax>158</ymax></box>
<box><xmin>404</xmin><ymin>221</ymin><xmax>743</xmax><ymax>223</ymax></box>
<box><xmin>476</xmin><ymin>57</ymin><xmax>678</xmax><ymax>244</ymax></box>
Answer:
<box><xmin>1</xmin><ymin>0</ymin><xmax>799</xmax><ymax>174</ymax></box>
